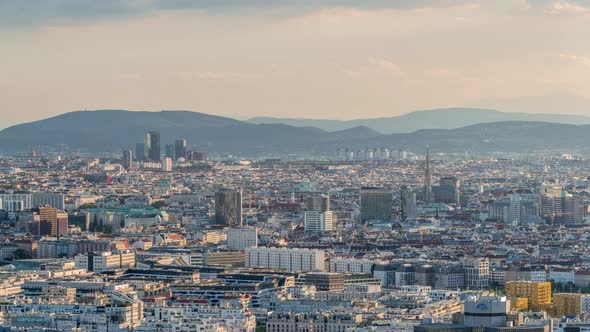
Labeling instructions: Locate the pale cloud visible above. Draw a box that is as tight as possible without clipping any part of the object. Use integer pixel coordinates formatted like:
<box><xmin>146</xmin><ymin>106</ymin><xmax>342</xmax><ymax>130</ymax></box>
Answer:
<box><xmin>0</xmin><ymin>1</ymin><xmax>589</xmax><ymax>122</ymax></box>
<box><xmin>0</xmin><ymin>0</ymin><xmax>476</xmax><ymax>28</ymax></box>
<box><xmin>367</xmin><ymin>58</ymin><xmax>402</xmax><ymax>74</ymax></box>
<box><xmin>545</xmin><ymin>1</ymin><xmax>589</xmax><ymax>14</ymax></box>
<box><xmin>560</xmin><ymin>53</ymin><xmax>590</xmax><ymax>67</ymax></box>
<box><xmin>179</xmin><ymin>71</ymin><xmax>263</xmax><ymax>80</ymax></box>
<box><xmin>117</xmin><ymin>73</ymin><xmax>144</xmax><ymax>81</ymax></box>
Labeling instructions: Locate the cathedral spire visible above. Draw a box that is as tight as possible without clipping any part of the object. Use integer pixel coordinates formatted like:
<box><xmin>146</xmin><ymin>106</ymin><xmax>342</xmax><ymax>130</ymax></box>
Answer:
<box><xmin>425</xmin><ymin>145</ymin><xmax>432</xmax><ymax>187</ymax></box>
<box><xmin>424</xmin><ymin>146</ymin><xmax>433</xmax><ymax>203</ymax></box>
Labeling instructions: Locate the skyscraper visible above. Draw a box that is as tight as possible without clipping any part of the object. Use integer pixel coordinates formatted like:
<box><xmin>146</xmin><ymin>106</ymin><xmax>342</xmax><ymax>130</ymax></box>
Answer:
<box><xmin>146</xmin><ymin>131</ymin><xmax>161</xmax><ymax>161</ymax></box>
<box><xmin>401</xmin><ymin>186</ymin><xmax>417</xmax><ymax>221</ymax></box>
<box><xmin>215</xmin><ymin>189</ymin><xmax>243</xmax><ymax>226</ymax></box>
<box><xmin>35</xmin><ymin>205</ymin><xmax>68</xmax><ymax>238</ymax></box>
<box><xmin>538</xmin><ymin>184</ymin><xmax>585</xmax><ymax>224</ymax></box>
<box><xmin>360</xmin><ymin>187</ymin><xmax>392</xmax><ymax>222</ymax></box>
<box><xmin>135</xmin><ymin>143</ymin><xmax>146</xmax><ymax>161</ymax></box>
<box><xmin>122</xmin><ymin>150</ymin><xmax>133</xmax><ymax>170</ymax></box>
<box><xmin>306</xmin><ymin>194</ymin><xmax>330</xmax><ymax>213</ymax></box>
<box><xmin>175</xmin><ymin>139</ymin><xmax>187</xmax><ymax>160</ymax></box>
<box><xmin>165</xmin><ymin>144</ymin><xmax>175</xmax><ymax>160</ymax></box>
<box><xmin>563</xmin><ymin>195</ymin><xmax>585</xmax><ymax>224</ymax></box>
<box><xmin>434</xmin><ymin>176</ymin><xmax>460</xmax><ymax>205</ymax></box>
<box><xmin>304</xmin><ymin>194</ymin><xmax>333</xmax><ymax>234</ymax></box>
<box><xmin>539</xmin><ymin>185</ymin><xmax>585</xmax><ymax>224</ymax></box>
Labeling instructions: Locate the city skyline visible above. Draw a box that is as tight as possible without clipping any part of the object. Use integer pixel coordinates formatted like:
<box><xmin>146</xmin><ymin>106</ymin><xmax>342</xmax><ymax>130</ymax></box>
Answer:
<box><xmin>2</xmin><ymin>2</ymin><xmax>590</xmax><ymax>331</ymax></box>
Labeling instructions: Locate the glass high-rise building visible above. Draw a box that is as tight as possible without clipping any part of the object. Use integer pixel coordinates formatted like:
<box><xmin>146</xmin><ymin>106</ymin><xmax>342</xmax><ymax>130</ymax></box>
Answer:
<box><xmin>360</xmin><ymin>187</ymin><xmax>392</xmax><ymax>222</ymax></box>
<box><xmin>122</xmin><ymin>150</ymin><xmax>133</xmax><ymax>170</ymax></box>
<box><xmin>175</xmin><ymin>139</ymin><xmax>187</xmax><ymax>160</ymax></box>
<box><xmin>401</xmin><ymin>186</ymin><xmax>417</xmax><ymax>221</ymax></box>
<box><xmin>135</xmin><ymin>143</ymin><xmax>146</xmax><ymax>161</ymax></box>
<box><xmin>146</xmin><ymin>131</ymin><xmax>161</xmax><ymax>161</ymax></box>
<box><xmin>306</xmin><ymin>194</ymin><xmax>330</xmax><ymax>212</ymax></box>
<box><xmin>434</xmin><ymin>176</ymin><xmax>460</xmax><ymax>205</ymax></box>
<box><xmin>215</xmin><ymin>189</ymin><xmax>243</xmax><ymax>226</ymax></box>
<box><xmin>165</xmin><ymin>144</ymin><xmax>175</xmax><ymax>159</ymax></box>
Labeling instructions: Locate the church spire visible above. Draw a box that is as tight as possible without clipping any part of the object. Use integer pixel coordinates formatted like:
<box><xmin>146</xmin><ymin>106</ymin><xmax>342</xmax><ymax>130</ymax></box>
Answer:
<box><xmin>425</xmin><ymin>145</ymin><xmax>432</xmax><ymax>187</ymax></box>
<box><xmin>424</xmin><ymin>146</ymin><xmax>433</xmax><ymax>203</ymax></box>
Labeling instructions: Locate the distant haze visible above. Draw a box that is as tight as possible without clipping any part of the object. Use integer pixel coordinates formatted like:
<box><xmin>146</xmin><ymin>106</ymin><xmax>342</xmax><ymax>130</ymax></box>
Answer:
<box><xmin>1</xmin><ymin>1</ymin><xmax>589</xmax><ymax>123</ymax></box>
<box><xmin>248</xmin><ymin>108</ymin><xmax>590</xmax><ymax>134</ymax></box>
<box><xmin>1</xmin><ymin>109</ymin><xmax>590</xmax><ymax>154</ymax></box>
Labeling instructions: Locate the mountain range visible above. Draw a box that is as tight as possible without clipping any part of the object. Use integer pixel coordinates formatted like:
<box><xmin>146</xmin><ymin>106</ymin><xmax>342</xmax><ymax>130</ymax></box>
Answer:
<box><xmin>0</xmin><ymin>109</ymin><xmax>588</xmax><ymax>154</ymax></box>
<box><xmin>248</xmin><ymin>108</ymin><xmax>590</xmax><ymax>134</ymax></box>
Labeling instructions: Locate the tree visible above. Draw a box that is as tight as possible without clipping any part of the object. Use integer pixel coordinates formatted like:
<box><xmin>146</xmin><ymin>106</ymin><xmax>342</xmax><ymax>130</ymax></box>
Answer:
<box><xmin>78</xmin><ymin>203</ymin><xmax>97</xmax><ymax>210</ymax></box>
<box><xmin>152</xmin><ymin>200</ymin><xmax>167</xmax><ymax>209</ymax></box>
<box><xmin>12</xmin><ymin>249</ymin><xmax>31</xmax><ymax>260</ymax></box>
<box><xmin>89</xmin><ymin>220</ymin><xmax>113</xmax><ymax>234</ymax></box>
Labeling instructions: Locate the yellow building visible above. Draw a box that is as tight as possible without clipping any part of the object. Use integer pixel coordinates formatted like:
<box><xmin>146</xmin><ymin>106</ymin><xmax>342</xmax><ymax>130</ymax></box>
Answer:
<box><xmin>505</xmin><ymin>281</ymin><xmax>551</xmax><ymax>310</ymax></box>
<box><xmin>510</xmin><ymin>297</ymin><xmax>529</xmax><ymax>311</ymax></box>
<box><xmin>552</xmin><ymin>293</ymin><xmax>581</xmax><ymax>317</ymax></box>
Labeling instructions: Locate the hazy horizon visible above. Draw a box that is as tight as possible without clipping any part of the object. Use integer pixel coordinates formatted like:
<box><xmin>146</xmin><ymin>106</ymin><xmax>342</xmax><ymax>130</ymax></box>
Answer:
<box><xmin>1</xmin><ymin>0</ymin><xmax>589</xmax><ymax>127</ymax></box>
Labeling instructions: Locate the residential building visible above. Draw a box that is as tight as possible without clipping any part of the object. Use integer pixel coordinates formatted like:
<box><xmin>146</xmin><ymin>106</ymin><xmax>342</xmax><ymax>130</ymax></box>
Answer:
<box><xmin>226</xmin><ymin>228</ymin><xmax>258</xmax><ymax>250</ymax></box>
<box><xmin>245</xmin><ymin>247</ymin><xmax>325</xmax><ymax>272</ymax></box>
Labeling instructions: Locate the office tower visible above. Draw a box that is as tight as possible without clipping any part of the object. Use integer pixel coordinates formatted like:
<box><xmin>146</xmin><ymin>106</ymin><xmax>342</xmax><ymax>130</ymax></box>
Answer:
<box><xmin>135</xmin><ymin>143</ymin><xmax>146</xmax><ymax>161</ymax></box>
<box><xmin>306</xmin><ymin>194</ymin><xmax>330</xmax><ymax>212</ymax></box>
<box><xmin>562</xmin><ymin>195</ymin><xmax>585</xmax><ymax>224</ymax></box>
<box><xmin>145</xmin><ymin>132</ymin><xmax>152</xmax><ymax>159</ymax></box>
<box><xmin>345</xmin><ymin>148</ymin><xmax>353</xmax><ymax>161</ymax></box>
<box><xmin>539</xmin><ymin>185</ymin><xmax>585</xmax><ymax>224</ymax></box>
<box><xmin>359</xmin><ymin>187</ymin><xmax>393</xmax><ymax>222</ymax></box>
<box><xmin>145</xmin><ymin>131</ymin><xmax>161</xmax><ymax>161</ymax></box>
<box><xmin>175</xmin><ymin>139</ymin><xmax>187</xmax><ymax>160</ymax></box>
<box><xmin>304</xmin><ymin>211</ymin><xmax>333</xmax><ymax>233</ymax></box>
<box><xmin>226</xmin><ymin>228</ymin><xmax>258</xmax><ymax>250</ymax></box>
<box><xmin>539</xmin><ymin>184</ymin><xmax>563</xmax><ymax>224</ymax></box>
<box><xmin>489</xmin><ymin>194</ymin><xmax>540</xmax><ymax>225</ymax></box>
<box><xmin>162</xmin><ymin>157</ymin><xmax>172</xmax><ymax>172</ymax></box>
<box><xmin>122</xmin><ymin>150</ymin><xmax>133</xmax><ymax>170</ymax></box>
<box><xmin>32</xmin><ymin>192</ymin><xmax>65</xmax><ymax>210</ymax></box>
<box><xmin>215</xmin><ymin>189</ymin><xmax>243</xmax><ymax>226</ymax></box>
<box><xmin>423</xmin><ymin>146</ymin><xmax>433</xmax><ymax>203</ymax></box>
<box><xmin>365</xmin><ymin>148</ymin><xmax>374</xmax><ymax>161</ymax></box>
<box><xmin>401</xmin><ymin>186</ymin><xmax>417</xmax><ymax>221</ymax></box>
<box><xmin>355</xmin><ymin>150</ymin><xmax>363</xmax><ymax>161</ymax></box>
<box><xmin>35</xmin><ymin>205</ymin><xmax>68</xmax><ymax>238</ymax></box>
<box><xmin>164</xmin><ymin>144</ymin><xmax>176</xmax><ymax>160</ymax></box>
<box><xmin>434</xmin><ymin>176</ymin><xmax>460</xmax><ymax>205</ymax></box>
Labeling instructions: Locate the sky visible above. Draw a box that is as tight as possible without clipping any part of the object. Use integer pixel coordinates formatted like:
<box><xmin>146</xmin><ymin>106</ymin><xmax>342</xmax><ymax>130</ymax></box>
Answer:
<box><xmin>1</xmin><ymin>0</ymin><xmax>589</xmax><ymax>127</ymax></box>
